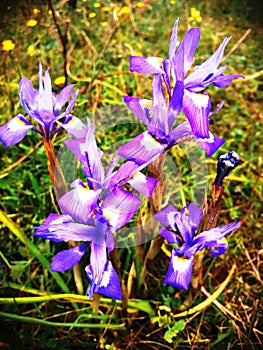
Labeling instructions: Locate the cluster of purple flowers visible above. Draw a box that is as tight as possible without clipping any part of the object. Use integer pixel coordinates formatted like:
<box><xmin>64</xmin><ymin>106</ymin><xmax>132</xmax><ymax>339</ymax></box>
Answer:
<box><xmin>0</xmin><ymin>19</ymin><xmax>242</xmax><ymax>299</ymax></box>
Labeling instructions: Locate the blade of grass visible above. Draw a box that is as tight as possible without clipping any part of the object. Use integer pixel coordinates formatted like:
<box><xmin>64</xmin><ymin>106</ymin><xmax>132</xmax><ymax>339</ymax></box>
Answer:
<box><xmin>0</xmin><ymin>311</ymin><xmax>126</xmax><ymax>329</ymax></box>
<box><xmin>0</xmin><ymin>210</ymin><xmax>70</xmax><ymax>295</ymax></box>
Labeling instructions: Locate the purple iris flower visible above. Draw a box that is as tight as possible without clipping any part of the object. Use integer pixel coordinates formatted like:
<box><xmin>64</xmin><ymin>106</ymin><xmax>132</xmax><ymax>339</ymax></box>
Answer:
<box><xmin>118</xmin><ymin>78</ymin><xmax>224</xmax><ymax>166</ymax></box>
<box><xmin>129</xmin><ymin>18</ymin><xmax>244</xmax><ymax>139</ymax></box>
<box><xmin>0</xmin><ymin>62</ymin><xmax>79</xmax><ymax>147</ymax></box>
<box><xmin>154</xmin><ymin>202</ymin><xmax>240</xmax><ymax>290</ymax></box>
<box><xmin>34</xmin><ymin>117</ymin><xmax>157</xmax><ymax>299</ymax></box>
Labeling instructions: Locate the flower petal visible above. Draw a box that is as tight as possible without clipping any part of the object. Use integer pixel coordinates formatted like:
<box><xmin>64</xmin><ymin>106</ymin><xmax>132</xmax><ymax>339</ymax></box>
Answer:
<box><xmin>54</xmin><ymin>84</ymin><xmax>75</xmax><ymax>115</ymax></box>
<box><xmin>168</xmin><ymin>18</ymin><xmax>179</xmax><ymax>60</ymax></box>
<box><xmin>102</xmin><ymin>187</ymin><xmax>141</xmax><ymax>230</ymax></box>
<box><xmin>51</xmin><ymin>244</ymin><xmax>88</xmax><ymax>272</ymax></box>
<box><xmin>128</xmin><ymin>172</ymin><xmax>158</xmax><ymax>198</ymax></box>
<box><xmin>184</xmin><ymin>37</ymin><xmax>231</xmax><ymax>89</ymax></box>
<box><xmin>183</xmin><ymin>90</ymin><xmax>210</xmax><ymax>138</ymax></box>
<box><xmin>85</xmin><ymin>260</ymin><xmax>122</xmax><ymax>300</ymax></box>
<box><xmin>124</xmin><ymin>96</ymin><xmax>152</xmax><ymax>126</ymax></box>
<box><xmin>130</xmin><ymin>56</ymin><xmax>165</xmax><ymax>74</ymax></box>
<box><xmin>0</xmin><ymin>115</ymin><xmax>33</xmax><ymax>147</ymax></box>
<box><xmin>196</xmin><ymin>131</ymin><xmax>225</xmax><ymax>157</ymax></box>
<box><xmin>58</xmin><ymin>180</ymin><xmax>101</xmax><ymax>223</ymax></box>
<box><xmin>164</xmin><ymin>251</ymin><xmax>193</xmax><ymax>290</ymax></box>
<box><xmin>34</xmin><ymin>213</ymin><xmax>97</xmax><ymax>242</ymax></box>
<box><xmin>118</xmin><ymin>131</ymin><xmax>166</xmax><ymax>166</ymax></box>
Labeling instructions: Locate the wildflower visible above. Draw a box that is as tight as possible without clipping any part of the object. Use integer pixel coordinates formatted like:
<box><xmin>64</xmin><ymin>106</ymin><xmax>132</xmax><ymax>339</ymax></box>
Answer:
<box><xmin>54</xmin><ymin>76</ymin><xmax>66</xmax><ymax>85</ymax></box>
<box><xmin>34</xmin><ymin>117</ymin><xmax>157</xmax><ymax>299</ymax></box>
<box><xmin>1</xmin><ymin>39</ymin><xmax>15</xmax><ymax>51</ymax></box>
<box><xmin>94</xmin><ymin>2</ymin><xmax>101</xmax><ymax>8</ymax></box>
<box><xmin>118</xmin><ymin>73</ymin><xmax>224</xmax><ymax>166</ymax></box>
<box><xmin>26</xmin><ymin>19</ymin><xmax>38</xmax><ymax>27</ymax></box>
<box><xmin>32</xmin><ymin>8</ymin><xmax>40</xmax><ymax>15</ymax></box>
<box><xmin>136</xmin><ymin>2</ymin><xmax>144</xmax><ymax>8</ymax></box>
<box><xmin>89</xmin><ymin>12</ymin><xmax>96</xmax><ymax>18</ymax></box>
<box><xmin>214</xmin><ymin>151</ymin><xmax>240</xmax><ymax>188</ymax></box>
<box><xmin>189</xmin><ymin>7</ymin><xmax>202</xmax><ymax>23</ymax></box>
<box><xmin>0</xmin><ymin>62</ymin><xmax>79</xmax><ymax>147</ymax></box>
<box><xmin>155</xmin><ymin>202</ymin><xmax>240</xmax><ymax>290</ymax></box>
<box><xmin>129</xmin><ymin>18</ymin><xmax>244</xmax><ymax>139</ymax></box>
<box><xmin>27</xmin><ymin>45</ymin><xmax>35</xmax><ymax>56</ymax></box>
<box><xmin>119</xmin><ymin>6</ymin><xmax>130</xmax><ymax>15</ymax></box>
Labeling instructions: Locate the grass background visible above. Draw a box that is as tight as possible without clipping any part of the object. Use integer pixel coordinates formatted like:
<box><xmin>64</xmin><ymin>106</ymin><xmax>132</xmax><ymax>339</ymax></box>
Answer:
<box><xmin>0</xmin><ymin>0</ymin><xmax>262</xmax><ymax>349</ymax></box>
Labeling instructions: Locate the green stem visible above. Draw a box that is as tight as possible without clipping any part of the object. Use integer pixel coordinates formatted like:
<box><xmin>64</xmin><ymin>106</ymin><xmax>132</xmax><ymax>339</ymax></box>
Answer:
<box><xmin>0</xmin><ymin>311</ymin><xmax>125</xmax><ymax>329</ymax></box>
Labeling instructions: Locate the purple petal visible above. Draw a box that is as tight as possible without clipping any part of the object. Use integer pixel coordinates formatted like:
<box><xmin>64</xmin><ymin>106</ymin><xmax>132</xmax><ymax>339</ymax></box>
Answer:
<box><xmin>109</xmin><ymin>161</ymin><xmax>138</xmax><ymax>187</ymax></box>
<box><xmin>118</xmin><ymin>131</ymin><xmax>166</xmax><ymax>166</ymax></box>
<box><xmin>64</xmin><ymin>88</ymin><xmax>79</xmax><ymax>115</ymax></box>
<box><xmin>34</xmin><ymin>213</ymin><xmax>97</xmax><ymax>242</ymax></box>
<box><xmin>159</xmin><ymin>228</ymin><xmax>180</xmax><ymax>245</ymax></box>
<box><xmin>102</xmin><ymin>187</ymin><xmax>141</xmax><ymax>230</ymax></box>
<box><xmin>51</xmin><ymin>244</ymin><xmax>88</xmax><ymax>272</ymax></box>
<box><xmin>184</xmin><ymin>37</ymin><xmax>231</xmax><ymax>89</ymax></box>
<box><xmin>85</xmin><ymin>260</ymin><xmax>122</xmax><ymax>300</ymax></box>
<box><xmin>130</xmin><ymin>56</ymin><xmax>165</xmax><ymax>74</ymax></box>
<box><xmin>168</xmin><ymin>18</ymin><xmax>179</xmax><ymax>60</ymax></box>
<box><xmin>128</xmin><ymin>172</ymin><xmax>158</xmax><ymax>198</ymax></box>
<box><xmin>96</xmin><ymin>260</ymin><xmax>122</xmax><ymax>299</ymax></box>
<box><xmin>19</xmin><ymin>78</ymin><xmax>37</xmax><ymax>114</ymax></box>
<box><xmin>62</xmin><ymin>116</ymin><xmax>88</xmax><ymax>139</ymax></box>
<box><xmin>187</xmin><ymin>203</ymin><xmax>202</xmax><ymax>232</ymax></box>
<box><xmin>183</xmin><ymin>90</ymin><xmax>210</xmax><ymax>138</ymax></box>
<box><xmin>164</xmin><ymin>251</ymin><xmax>193</xmax><ymax>290</ymax></box>
<box><xmin>123</xmin><ymin>96</ymin><xmax>151</xmax><ymax>126</ymax></box>
<box><xmin>152</xmin><ymin>74</ymin><xmax>166</xmax><ymax>109</ymax></box>
<box><xmin>54</xmin><ymin>84</ymin><xmax>75</xmax><ymax>115</ymax></box>
<box><xmin>155</xmin><ymin>204</ymin><xmax>178</xmax><ymax>229</ymax></box>
<box><xmin>189</xmin><ymin>221</ymin><xmax>241</xmax><ymax>255</ymax></box>
<box><xmin>58</xmin><ymin>180</ymin><xmax>101</xmax><ymax>223</ymax></box>
<box><xmin>212</xmin><ymin>73</ymin><xmax>245</xmax><ymax>88</ymax></box>
<box><xmin>196</xmin><ymin>131</ymin><xmax>225</xmax><ymax>157</ymax></box>
<box><xmin>169</xmin><ymin>121</ymin><xmax>194</xmax><ymax>143</ymax></box>
<box><xmin>180</xmin><ymin>28</ymin><xmax>200</xmax><ymax>76</ymax></box>
<box><xmin>0</xmin><ymin>115</ymin><xmax>33</xmax><ymax>147</ymax></box>
<box><xmin>168</xmin><ymin>80</ymin><xmax>184</xmax><ymax>129</ymax></box>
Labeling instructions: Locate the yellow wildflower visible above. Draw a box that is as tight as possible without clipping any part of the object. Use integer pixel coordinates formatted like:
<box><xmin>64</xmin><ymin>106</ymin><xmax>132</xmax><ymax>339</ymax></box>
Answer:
<box><xmin>26</xmin><ymin>19</ymin><xmax>38</xmax><ymax>27</ymax></box>
<box><xmin>94</xmin><ymin>2</ymin><xmax>101</xmax><ymax>8</ymax></box>
<box><xmin>32</xmin><ymin>8</ymin><xmax>40</xmax><ymax>15</ymax></box>
<box><xmin>101</xmin><ymin>22</ymin><xmax>108</xmax><ymax>27</ymax></box>
<box><xmin>89</xmin><ymin>12</ymin><xmax>96</xmax><ymax>18</ymax></box>
<box><xmin>189</xmin><ymin>7</ymin><xmax>202</xmax><ymax>23</ymax></box>
<box><xmin>102</xmin><ymin>6</ymin><xmax>111</xmax><ymax>12</ymax></box>
<box><xmin>54</xmin><ymin>76</ymin><xmax>66</xmax><ymax>85</ymax></box>
<box><xmin>170</xmin><ymin>0</ymin><xmax>176</xmax><ymax>4</ymax></box>
<box><xmin>119</xmin><ymin>6</ymin><xmax>130</xmax><ymax>15</ymax></box>
<box><xmin>28</xmin><ymin>45</ymin><xmax>35</xmax><ymax>56</ymax></box>
<box><xmin>1</xmin><ymin>39</ymin><xmax>15</xmax><ymax>51</ymax></box>
<box><xmin>48</xmin><ymin>10</ymin><xmax>52</xmax><ymax>15</ymax></box>
<box><xmin>136</xmin><ymin>2</ymin><xmax>144</xmax><ymax>8</ymax></box>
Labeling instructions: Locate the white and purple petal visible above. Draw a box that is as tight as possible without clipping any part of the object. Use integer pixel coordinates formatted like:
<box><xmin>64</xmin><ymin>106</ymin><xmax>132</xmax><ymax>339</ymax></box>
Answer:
<box><xmin>118</xmin><ymin>131</ymin><xmax>166</xmax><ymax>166</ymax></box>
<box><xmin>54</xmin><ymin>84</ymin><xmax>75</xmax><ymax>116</ymax></box>
<box><xmin>130</xmin><ymin>56</ymin><xmax>165</xmax><ymax>74</ymax></box>
<box><xmin>34</xmin><ymin>213</ymin><xmax>97</xmax><ymax>242</ymax></box>
<box><xmin>124</xmin><ymin>96</ymin><xmax>152</xmax><ymax>126</ymax></box>
<box><xmin>164</xmin><ymin>250</ymin><xmax>193</xmax><ymax>290</ymax></box>
<box><xmin>183</xmin><ymin>90</ymin><xmax>210</xmax><ymax>138</ymax></box>
<box><xmin>196</xmin><ymin>131</ymin><xmax>225</xmax><ymax>157</ymax></box>
<box><xmin>0</xmin><ymin>115</ymin><xmax>34</xmax><ymax>147</ymax></box>
<box><xmin>102</xmin><ymin>187</ymin><xmax>141</xmax><ymax>230</ymax></box>
<box><xmin>128</xmin><ymin>172</ymin><xmax>158</xmax><ymax>198</ymax></box>
<box><xmin>58</xmin><ymin>180</ymin><xmax>100</xmax><ymax>223</ymax></box>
